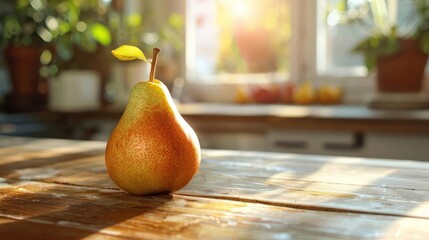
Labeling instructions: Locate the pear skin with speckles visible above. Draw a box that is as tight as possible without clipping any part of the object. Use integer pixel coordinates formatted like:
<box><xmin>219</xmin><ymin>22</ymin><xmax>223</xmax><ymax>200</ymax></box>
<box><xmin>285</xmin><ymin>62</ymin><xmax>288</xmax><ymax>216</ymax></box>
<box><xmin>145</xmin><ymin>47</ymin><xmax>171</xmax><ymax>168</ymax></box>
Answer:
<box><xmin>105</xmin><ymin>80</ymin><xmax>201</xmax><ymax>195</ymax></box>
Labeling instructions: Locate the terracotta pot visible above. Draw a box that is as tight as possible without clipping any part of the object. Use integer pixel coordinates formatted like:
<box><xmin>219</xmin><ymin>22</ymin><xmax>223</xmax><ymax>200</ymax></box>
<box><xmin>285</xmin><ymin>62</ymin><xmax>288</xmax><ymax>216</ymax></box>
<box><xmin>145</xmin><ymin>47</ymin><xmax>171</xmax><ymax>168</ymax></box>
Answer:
<box><xmin>4</xmin><ymin>46</ymin><xmax>45</xmax><ymax>112</ymax></box>
<box><xmin>376</xmin><ymin>39</ymin><xmax>428</xmax><ymax>93</ymax></box>
<box><xmin>234</xmin><ymin>27</ymin><xmax>277</xmax><ymax>73</ymax></box>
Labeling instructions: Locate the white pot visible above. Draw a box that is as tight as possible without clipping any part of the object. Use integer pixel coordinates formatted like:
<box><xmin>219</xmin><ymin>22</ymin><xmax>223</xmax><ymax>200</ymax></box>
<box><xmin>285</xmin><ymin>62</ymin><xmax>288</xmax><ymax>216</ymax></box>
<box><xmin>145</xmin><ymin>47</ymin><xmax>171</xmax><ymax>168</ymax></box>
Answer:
<box><xmin>109</xmin><ymin>61</ymin><xmax>150</xmax><ymax>106</ymax></box>
<box><xmin>48</xmin><ymin>70</ymin><xmax>101</xmax><ymax>111</ymax></box>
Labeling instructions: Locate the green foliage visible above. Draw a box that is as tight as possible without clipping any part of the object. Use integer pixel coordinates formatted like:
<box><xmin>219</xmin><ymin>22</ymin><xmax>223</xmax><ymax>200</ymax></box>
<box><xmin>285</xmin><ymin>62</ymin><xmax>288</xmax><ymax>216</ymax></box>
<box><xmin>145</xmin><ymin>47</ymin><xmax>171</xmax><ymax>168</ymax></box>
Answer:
<box><xmin>0</xmin><ymin>0</ymin><xmax>54</xmax><ymax>47</ymax></box>
<box><xmin>91</xmin><ymin>23</ymin><xmax>111</xmax><ymax>47</ymax></box>
<box><xmin>52</xmin><ymin>0</ymin><xmax>112</xmax><ymax>66</ymax></box>
<box><xmin>110</xmin><ymin>8</ymin><xmax>184</xmax><ymax>60</ymax></box>
<box><xmin>0</xmin><ymin>0</ymin><xmax>113</xmax><ymax>70</ymax></box>
<box><xmin>1</xmin><ymin>0</ymin><xmax>184</xmax><ymax>72</ymax></box>
<box><xmin>0</xmin><ymin>0</ymin><xmax>112</xmax><ymax>49</ymax></box>
<box><xmin>352</xmin><ymin>27</ymin><xmax>401</xmax><ymax>71</ymax></box>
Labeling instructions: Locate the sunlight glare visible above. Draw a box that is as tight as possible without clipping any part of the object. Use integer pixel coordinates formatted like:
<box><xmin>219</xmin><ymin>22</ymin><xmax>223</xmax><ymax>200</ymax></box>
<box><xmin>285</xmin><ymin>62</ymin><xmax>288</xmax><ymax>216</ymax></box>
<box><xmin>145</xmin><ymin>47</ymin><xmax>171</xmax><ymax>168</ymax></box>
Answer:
<box><xmin>406</xmin><ymin>203</ymin><xmax>429</xmax><ymax>219</ymax></box>
<box><xmin>267</xmin><ymin>156</ymin><xmax>396</xmax><ymax>202</ymax></box>
<box><xmin>382</xmin><ymin>204</ymin><xmax>429</xmax><ymax>239</ymax></box>
<box><xmin>231</xmin><ymin>1</ymin><xmax>250</xmax><ymax>18</ymax></box>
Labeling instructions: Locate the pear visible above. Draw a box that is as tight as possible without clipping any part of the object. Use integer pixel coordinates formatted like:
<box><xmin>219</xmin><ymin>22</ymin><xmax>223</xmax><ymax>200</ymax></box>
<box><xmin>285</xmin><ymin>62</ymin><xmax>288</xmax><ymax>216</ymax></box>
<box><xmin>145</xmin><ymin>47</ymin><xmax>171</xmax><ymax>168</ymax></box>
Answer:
<box><xmin>105</xmin><ymin>47</ymin><xmax>201</xmax><ymax>195</ymax></box>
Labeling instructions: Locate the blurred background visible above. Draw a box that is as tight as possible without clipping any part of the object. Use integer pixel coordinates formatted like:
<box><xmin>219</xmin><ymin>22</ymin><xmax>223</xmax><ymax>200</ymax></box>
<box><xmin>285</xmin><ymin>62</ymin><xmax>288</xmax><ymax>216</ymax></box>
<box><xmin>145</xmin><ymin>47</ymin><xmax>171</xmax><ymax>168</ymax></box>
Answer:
<box><xmin>1</xmin><ymin>0</ymin><xmax>429</xmax><ymax>161</ymax></box>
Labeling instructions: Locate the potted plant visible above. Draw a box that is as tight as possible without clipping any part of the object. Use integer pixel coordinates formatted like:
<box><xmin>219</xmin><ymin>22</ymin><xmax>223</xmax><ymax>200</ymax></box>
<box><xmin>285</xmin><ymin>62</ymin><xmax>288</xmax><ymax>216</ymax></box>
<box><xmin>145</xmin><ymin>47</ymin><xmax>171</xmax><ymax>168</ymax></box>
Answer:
<box><xmin>331</xmin><ymin>0</ymin><xmax>429</xmax><ymax>105</ymax></box>
<box><xmin>1</xmin><ymin>0</ymin><xmax>113</xmax><ymax>112</ymax></box>
<box><xmin>47</xmin><ymin>0</ymin><xmax>112</xmax><ymax>111</ymax></box>
<box><xmin>0</xmin><ymin>0</ymin><xmax>112</xmax><ymax>111</ymax></box>
<box><xmin>0</xmin><ymin>0</ymin><xmax>56</xmax><ymax>112</ymax></box>
<box><xmin>215</xmin><ymin>1</ymin><xmax>289</xmax><ymax>74</ymax></box>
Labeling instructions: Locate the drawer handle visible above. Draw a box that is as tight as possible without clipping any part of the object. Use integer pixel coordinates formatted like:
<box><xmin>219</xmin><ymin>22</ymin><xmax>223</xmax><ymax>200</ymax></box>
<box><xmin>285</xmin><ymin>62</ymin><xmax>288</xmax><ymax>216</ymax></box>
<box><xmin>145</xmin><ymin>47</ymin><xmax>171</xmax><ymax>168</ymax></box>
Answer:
<box><xmin>323</xmin><ymin>132</ymin><xmax>365</xmax><ymax>150</ymax></box>
<box><xmin>274</xmin><ymin>140</ymin><xmax>307</xmax><ymax>149</ymax></box>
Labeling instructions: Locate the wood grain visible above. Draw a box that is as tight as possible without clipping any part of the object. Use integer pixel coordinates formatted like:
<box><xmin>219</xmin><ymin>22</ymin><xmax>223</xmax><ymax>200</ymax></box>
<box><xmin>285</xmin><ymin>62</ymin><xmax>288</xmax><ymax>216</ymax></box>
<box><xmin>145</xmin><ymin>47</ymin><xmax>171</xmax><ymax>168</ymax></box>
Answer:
<box><xmin>1</xmin><ymin>136</ymin><xmax>429</xmax><ymax>239</ymax></box>
<box><xmin>1</xmin><ymin>181</ymin><xmax>428</xmax><ymax>240</ymax></box>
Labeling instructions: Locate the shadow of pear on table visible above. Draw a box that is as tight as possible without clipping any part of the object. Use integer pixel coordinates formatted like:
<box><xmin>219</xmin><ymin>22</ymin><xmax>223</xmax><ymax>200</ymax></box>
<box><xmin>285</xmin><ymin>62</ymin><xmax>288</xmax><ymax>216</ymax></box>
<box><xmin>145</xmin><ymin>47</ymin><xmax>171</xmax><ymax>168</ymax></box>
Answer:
<box><xmin>0</xmin><ymin>180</ymin><xmax>175</xmax><ymax>240</ymax></box>
<box><xmin>0</xmin><ymin>147</ymin><xmax>175</xmax><ymax>239</ymax></box>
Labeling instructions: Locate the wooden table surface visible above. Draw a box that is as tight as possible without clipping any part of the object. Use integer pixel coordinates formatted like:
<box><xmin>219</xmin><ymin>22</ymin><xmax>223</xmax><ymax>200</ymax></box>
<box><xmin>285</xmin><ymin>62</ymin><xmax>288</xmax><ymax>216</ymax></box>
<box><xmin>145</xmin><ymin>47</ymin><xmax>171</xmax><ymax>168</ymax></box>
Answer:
<box><xmin>0</xmin><ymin>136</ymin><xmax>428</xmax><ymax>239</ymax></box>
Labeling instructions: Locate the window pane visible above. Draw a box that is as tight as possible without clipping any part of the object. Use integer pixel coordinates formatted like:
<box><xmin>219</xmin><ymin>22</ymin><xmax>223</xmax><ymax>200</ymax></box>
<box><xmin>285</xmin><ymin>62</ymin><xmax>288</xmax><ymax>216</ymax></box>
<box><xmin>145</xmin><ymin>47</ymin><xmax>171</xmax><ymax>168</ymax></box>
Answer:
<box><xmin>317</xmin><ymin>0</ymin><xmax>369</xmax><ymax>76</ymax></box>
<box><xmin>187</xmin><ymin>0</ymin><xmax>291</xmax><ymax>82</ymax></box>
<box><xmin>317</xmin><ymin>0</ymin><xmax>421</xmax><ymax>76</ymax></box>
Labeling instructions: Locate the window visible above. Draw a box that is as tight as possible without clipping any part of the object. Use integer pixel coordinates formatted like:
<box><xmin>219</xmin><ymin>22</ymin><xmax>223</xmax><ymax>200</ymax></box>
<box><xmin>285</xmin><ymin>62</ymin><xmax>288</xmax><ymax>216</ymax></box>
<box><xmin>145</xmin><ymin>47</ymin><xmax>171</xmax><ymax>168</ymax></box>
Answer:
<box><xmin>186</xmin><ymin>0</ymin><xmax>292</xmax><ymax>83</ymax></box>
<box><xmin>318</xmin><ymin>0</ymin><xmax>423</xmax><ymax>77</ymax></box>
<box><xmin>186</xmin><ymin>0</ymin><xmax>422</xmax><ymax>102</ymax></box>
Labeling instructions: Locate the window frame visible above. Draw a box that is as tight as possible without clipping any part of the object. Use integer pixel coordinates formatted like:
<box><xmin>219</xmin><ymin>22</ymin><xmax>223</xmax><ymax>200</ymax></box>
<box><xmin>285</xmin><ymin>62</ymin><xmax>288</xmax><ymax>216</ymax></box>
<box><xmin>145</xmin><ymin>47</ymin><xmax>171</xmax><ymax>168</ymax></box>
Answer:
<box><xmin>305</xmin><ymin>0</ymin><xmax>375</xmax><ymax>102</ymax></box>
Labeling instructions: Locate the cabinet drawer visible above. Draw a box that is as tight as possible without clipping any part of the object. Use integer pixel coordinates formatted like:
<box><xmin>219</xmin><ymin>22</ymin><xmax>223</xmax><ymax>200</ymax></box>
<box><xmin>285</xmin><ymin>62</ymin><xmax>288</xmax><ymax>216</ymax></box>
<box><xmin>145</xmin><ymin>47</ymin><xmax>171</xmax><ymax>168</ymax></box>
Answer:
<box><xmin>267</xmin><ymin>129</ymin><xmax>364</xmax><ymax>155</ymax></box>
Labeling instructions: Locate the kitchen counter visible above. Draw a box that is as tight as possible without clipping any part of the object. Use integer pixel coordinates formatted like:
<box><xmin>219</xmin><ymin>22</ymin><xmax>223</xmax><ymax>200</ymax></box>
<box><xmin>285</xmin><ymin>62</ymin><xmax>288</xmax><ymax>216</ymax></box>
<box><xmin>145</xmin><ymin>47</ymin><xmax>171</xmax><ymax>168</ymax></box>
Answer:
<box><xmin>178</xmin><ymin>103</ymin><xmax>429</xmax><ymax>120</ymax></box>
<box><xmin>2</xmin><ymin>104</ymin><xmax>429</xmax><ymax>160</ymax></box>
<box><xmin>176</xmin><ymin>103</ymin><xmax>429</xmax><ymax>133</ymax></box>
<box><xmin>0</xmin><ymin>136</ymin><xmax>428</xmax><ymax>239</ymax></box>
<box><xmin>47</xmin><ymin>103</ymin><xmax>429</xmax><ymax>133</ymax></box>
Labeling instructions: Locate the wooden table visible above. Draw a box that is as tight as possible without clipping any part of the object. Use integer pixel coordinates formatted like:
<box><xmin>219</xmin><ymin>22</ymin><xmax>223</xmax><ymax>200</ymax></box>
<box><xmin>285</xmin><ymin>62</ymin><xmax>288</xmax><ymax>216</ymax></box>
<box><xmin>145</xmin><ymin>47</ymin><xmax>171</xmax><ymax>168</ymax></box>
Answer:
<box><xmin>0</xmin><ymin>136</ymin><xmax>428</xmax><ymax>239</ymax></box>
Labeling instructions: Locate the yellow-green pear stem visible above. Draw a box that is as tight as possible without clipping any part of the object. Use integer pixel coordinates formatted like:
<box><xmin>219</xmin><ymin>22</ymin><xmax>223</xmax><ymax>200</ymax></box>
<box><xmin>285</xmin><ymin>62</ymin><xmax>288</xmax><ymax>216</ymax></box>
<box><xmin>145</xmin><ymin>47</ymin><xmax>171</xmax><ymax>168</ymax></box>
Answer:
<box><xmin>149</xmin><ymin>48</ymin><xmax>161</xmax><ymax>82</ymax></box>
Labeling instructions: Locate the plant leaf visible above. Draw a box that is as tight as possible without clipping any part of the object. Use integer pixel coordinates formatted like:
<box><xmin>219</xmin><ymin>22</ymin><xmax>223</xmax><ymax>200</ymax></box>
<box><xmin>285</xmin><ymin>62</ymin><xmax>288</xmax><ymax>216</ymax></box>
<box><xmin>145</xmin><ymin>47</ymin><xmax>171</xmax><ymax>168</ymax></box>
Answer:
<box><xmin>91</xmin><ymin>23</ymin><xmax>111</xmax><ymax>46</ymax></box>
<box><xmin>126</xmin><ymin>13</ymin><xmax>142</xmax><ymax>27</ymax></box>
<box><xmin>111</xmin><ymin>45</ymin><xmax>147</xmax><ymax>61</ymax></box>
